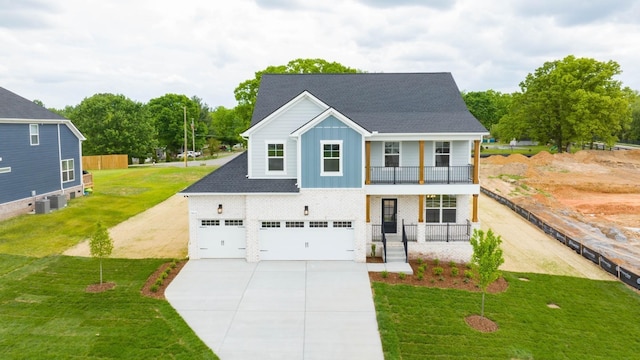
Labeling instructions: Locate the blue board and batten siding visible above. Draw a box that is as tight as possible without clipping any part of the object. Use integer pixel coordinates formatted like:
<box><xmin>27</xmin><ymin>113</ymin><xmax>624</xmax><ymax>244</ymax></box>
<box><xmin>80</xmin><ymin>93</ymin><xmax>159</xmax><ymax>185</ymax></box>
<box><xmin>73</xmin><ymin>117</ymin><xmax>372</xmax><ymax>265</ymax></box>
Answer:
<box><xmin>0</xmin><ymin>123</ymin><xmax>81</xmax><ymax>204</ymax></box>
<box><xmin>300</xmin><ymin>116</ymin><xmax>362</xmax><ymax>188</ymax></box>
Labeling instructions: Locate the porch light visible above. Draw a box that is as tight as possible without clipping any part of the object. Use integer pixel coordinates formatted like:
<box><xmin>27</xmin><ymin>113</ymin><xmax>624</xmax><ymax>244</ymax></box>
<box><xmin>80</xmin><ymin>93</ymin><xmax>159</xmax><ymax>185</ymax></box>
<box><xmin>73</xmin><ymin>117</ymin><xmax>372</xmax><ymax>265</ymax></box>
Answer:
<box><xmin>217</xmin><ymin>204</ymin><xmax>223</xmax><ymax>214</ymax></box>
<box><xmin>304</xmin><ymin>206</ymin><xmax>309</xmax><ymax>216</ymax></box>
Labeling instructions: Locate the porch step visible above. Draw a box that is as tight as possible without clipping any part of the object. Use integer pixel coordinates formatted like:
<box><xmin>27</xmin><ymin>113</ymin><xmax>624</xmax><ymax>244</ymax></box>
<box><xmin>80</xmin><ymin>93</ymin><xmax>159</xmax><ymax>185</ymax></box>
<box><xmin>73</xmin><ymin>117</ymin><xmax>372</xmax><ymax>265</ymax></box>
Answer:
<box><xmin>384</xmin><ymin>245</ymin><xmax>407</xmax><ymax>263</ymax></box>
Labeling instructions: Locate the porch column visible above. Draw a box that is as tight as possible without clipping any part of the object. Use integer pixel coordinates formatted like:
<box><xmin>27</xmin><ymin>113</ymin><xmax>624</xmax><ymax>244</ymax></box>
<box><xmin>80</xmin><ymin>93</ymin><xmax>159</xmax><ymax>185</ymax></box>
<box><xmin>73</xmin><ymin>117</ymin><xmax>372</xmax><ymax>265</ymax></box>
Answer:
<box><xmin>472</xmin><ymin>194</ymin><xmax>479</xmax><ymax>222</ymax></box>
<box><xmin>418</xmin><ymin>195</ymin><xmax>424</xmax><ymax>223</ymax></box>
<box><xmin>365</xmin><ymin>141</ymin><xmax>371</xmax><ymax>185</ymax></box>
<box><xmin>366</xmin><ymin>195</ymin><xmax>371</xmax><ymax>223</ymax></box>
<box><xmin>419</xmin><ymin>140</ymin><xmax>425</xmax><ymax>184</ymax></box>
<box><xmin>473</xmin><ymin>140</ymin><xmax>480</xmax><ymax>184</ymax></box>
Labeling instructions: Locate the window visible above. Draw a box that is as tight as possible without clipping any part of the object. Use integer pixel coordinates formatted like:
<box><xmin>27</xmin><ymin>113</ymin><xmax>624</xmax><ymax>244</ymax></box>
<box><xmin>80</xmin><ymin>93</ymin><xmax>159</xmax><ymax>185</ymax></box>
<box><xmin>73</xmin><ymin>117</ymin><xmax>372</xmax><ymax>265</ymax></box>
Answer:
<box><xmin>333</xmin><ymin>221</ymin><xmax>352</xmax><ymax>228</ymax></box>
<box><xmin>384</xmin><ymin>142</ymin><xmax>400</xmax><ymax>167</ymax></box>
<box><xmin>425</xmin><ymin>194</ymin><xmax>457</xmax><ymax>223</ymax></box>
<box><xmin>435</xmin><ymin>141</ymin><xmax>450</xmax><ymax>167</ymax></box>
<box><xmin>30</xmin><ymin>124</ymin><xmax>39</xmax><ymax>145</ymax></box>
<box><xmin>225</xmin><ymin>220</ymin><xmax>243</xmax><ymax>226</ymax></box>
<box><xmin>286</xmin><ymin>221</ymin><xmax>305</xmax><ymax>228</ymax></box>
<box><xmin>201</xmin><ymin>220</ymin><xmax>220</xmax><ymax>226</ymax></box>
<box><xmin>261</xmin><ymin>221</ymin><xmax>281</xmax><ymax>228</ymax></box>
<box><xmin>61</xmin><ymin>159</ymin><xmax>74</xmax><ymax>182</ymax></box>
<box><xmin>267</xmin><ymin>143</ymin><xmax>285</xmax><ymax>172</ymax></box>
<box><xmin>321</xmin><ymin>141</ymin><xmax>342</xmax><ymax>176</ymax></box>
<box><xmin>309</xmin><ymin>221</ymin><xmax>328</xmax><ymax>228</ymax></box>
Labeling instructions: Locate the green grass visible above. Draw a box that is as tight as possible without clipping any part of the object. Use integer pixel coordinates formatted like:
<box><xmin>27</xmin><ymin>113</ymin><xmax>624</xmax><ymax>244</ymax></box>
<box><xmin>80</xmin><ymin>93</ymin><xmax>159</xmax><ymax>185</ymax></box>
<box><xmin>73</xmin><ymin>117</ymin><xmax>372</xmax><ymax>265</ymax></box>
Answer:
<box><xmin>0</xmin><ymin>254</ymin><xmax>216</xmax><ymax>359</ymax></box>
<box><xmin>374</xmin><ymin>272</ymin><xmax>640</xmax><ymax>359</ymax></box>
<box><xmin>479</xmin><ymin>144</ymin><xmax>552</xmax><ymax>156</ymax></box>
<box><xmin>0</xmin><ymin>166</ymin><xmax>213</xmax><ymax>257</ymax></box>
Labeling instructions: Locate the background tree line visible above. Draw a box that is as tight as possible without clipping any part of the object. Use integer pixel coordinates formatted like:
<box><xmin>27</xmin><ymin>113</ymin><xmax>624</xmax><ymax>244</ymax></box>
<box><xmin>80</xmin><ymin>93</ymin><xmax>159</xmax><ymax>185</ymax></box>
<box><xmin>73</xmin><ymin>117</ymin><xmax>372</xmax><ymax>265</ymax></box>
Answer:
<box><xmin>42</xmin><ymin>56</ymin><xmax>639</xmax><ymax>163</ymax></box>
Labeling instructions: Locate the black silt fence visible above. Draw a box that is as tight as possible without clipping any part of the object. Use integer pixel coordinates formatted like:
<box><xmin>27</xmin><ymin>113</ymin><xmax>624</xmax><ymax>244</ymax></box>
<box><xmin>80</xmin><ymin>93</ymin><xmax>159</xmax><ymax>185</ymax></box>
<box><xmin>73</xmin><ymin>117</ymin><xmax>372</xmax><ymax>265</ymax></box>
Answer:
<box><xmin>481</xmin><ymin>187</ymin><xmax>639</xmax><ymax>290</ymax></box>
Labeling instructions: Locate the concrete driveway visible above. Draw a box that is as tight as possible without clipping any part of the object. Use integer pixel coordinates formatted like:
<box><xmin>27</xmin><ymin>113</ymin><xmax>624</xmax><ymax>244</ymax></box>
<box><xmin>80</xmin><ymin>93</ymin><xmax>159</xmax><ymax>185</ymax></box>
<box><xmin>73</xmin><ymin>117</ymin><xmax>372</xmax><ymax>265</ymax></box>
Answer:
<box><xmin>165</xmin><ymin>260</ymin><xmax>384</xmax><ymax>360</ymax></box>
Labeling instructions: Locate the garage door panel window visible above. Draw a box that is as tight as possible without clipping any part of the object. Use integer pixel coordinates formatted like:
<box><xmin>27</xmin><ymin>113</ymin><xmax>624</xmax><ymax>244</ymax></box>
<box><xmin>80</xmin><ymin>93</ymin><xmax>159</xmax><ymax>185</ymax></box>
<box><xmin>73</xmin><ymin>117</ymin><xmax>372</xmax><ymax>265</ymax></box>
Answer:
<box><xmin>201</xmin><ymin>220</ymin><xmax>220</xmax><ymax>226</ymax></box>
<box><xmin>309</xmin><ymin>221</ymin><xmax>328</xmax><ymax>228</ymax></box>
<box><xmin>266</xmin><ymin>143</ymin><xmax>285</xmax><ymax>173</ymax></box>
<box><xmin>286</xmin><ymin>221</ymin><xmax>304</xmax><ymax>228</ymax></box>
<box><xmin>261</xmin><ymin>221</ymin><xmax>281</xmax><ymax>228</ymax></box>
<box><xmin>333</xmin><ymin>221</ymin><xmax>353</xmax><ymax>228</ymax></box>
<box><xmin>225</xmin><ymin>220</ymin><xmax>243</xmax><ymax>226</ymax></box>
<box><xmin>425</xmin><ymin>194</ymin><xmax>457</xmax><ymax>223</ymax></box>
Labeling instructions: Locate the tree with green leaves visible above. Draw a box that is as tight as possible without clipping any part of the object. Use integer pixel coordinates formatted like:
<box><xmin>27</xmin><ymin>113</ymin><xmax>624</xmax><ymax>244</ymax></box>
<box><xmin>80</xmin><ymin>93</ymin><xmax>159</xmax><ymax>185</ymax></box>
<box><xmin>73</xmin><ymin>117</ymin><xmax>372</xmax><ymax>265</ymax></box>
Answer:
<box><xmin>627</xmin><ymin>94</ymin><xmax>640</xmax><ymax>142</ymax></box>
<box><xmin>146</xmin><ymin>94</ymin><xmax>208</xmax><ymax>156</ymax></box>
<box><xmin>89</xmin><ymin>222</ymin><xmax>114</xmax><ymax>285</ymax></box>
<box><xmin>470</xmin><ymin>228</ymin><xmax>504</xmax><ymax>318</ymax></box>
<box><xmin>495</xmin><ymin>55</ymin><xmax>632</xmax><ymax>152</ymax></box>
<box><xmin>461</xmin><ymin>90</ymin><xmax>512</xmax><ymax>133</ymax></box>
<box><xmin>70</xmin><ymin>93</ymin><xmax>157</xmax><ymax>163</ymax></box>
<box><xmin>210</xmin><ymin>106</ymin><xmax>244</xmax><ymax>146</ymax></box>
<box><xmin>233</xmin><ymin>58</ymin><xmax>360</xmax><ymax>132</ymax></box>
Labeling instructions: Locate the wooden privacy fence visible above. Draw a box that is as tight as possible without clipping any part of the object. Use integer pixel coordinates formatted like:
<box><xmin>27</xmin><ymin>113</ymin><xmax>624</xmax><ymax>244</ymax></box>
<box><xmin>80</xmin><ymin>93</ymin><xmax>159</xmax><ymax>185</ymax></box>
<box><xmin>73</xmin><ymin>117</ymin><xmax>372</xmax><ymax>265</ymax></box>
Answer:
<box><xmin>83</xmin><ymin>155</ymin><xmax>128</xmax><ymax>170</ymax></box>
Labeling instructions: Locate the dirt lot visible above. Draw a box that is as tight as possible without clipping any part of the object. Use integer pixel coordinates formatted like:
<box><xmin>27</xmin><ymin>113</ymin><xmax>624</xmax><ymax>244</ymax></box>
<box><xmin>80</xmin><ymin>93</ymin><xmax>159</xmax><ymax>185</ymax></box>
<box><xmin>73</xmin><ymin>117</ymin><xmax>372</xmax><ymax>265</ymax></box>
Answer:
<box><xmin>481</xmin><ymin>149</ymin><xmax>640</xmax><ymax>276</ymax></box>
<box><xmin>64</xmin><ymin>149</ymin><xmax>639</xmax><ymax>281</ymax></box>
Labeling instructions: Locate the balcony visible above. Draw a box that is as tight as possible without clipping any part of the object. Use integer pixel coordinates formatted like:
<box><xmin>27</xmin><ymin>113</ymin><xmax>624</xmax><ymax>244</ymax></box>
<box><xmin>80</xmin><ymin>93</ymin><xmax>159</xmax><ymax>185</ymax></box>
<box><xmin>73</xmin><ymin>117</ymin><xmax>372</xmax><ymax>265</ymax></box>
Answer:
<box><xmin>367</xmin><ymin>165</ymin><xmax>474</xmax><ymax>185</ymax></box>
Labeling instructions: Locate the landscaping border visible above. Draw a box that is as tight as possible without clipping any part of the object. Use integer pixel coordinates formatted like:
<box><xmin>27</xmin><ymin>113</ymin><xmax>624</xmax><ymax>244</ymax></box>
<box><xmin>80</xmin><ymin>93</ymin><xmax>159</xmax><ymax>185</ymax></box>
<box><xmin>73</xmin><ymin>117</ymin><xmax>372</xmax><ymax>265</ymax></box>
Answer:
<box><xmin>481</xmin><ymin>187</ymin><xmax>640</xmax><ymax>290</ymax></box>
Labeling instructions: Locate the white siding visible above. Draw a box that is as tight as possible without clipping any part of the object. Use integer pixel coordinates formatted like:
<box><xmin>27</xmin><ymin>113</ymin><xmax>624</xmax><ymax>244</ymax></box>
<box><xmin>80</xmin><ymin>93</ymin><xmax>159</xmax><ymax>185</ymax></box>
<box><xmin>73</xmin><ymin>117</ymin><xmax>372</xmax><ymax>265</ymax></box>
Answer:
<box><xmin>370</xmin><ymin>142</ymin><xmax>383</xmax><ymax>166</ymax></box>
<box><xmin>249</xmin><ymin>99</ymin><xmax>325</xmax><ymax>178</ymax></box>
<box><xmin>402</xmin><ymin>141</ymin><xmax>419</xmax><ymax>166</ymax></box>
<box><xmin>451</xmin><ymin>141</ymin><xmax>471</xmax><ymax>166</ymax></box>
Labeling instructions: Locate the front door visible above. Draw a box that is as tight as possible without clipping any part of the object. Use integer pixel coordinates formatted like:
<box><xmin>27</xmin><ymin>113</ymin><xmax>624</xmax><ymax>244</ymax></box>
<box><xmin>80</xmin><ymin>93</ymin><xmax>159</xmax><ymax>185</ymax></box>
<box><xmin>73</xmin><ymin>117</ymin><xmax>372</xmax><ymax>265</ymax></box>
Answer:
<box><xmin>382</xmin><ymin>199</ymin><xmax>397</xmax><ymax>234</ymax></box>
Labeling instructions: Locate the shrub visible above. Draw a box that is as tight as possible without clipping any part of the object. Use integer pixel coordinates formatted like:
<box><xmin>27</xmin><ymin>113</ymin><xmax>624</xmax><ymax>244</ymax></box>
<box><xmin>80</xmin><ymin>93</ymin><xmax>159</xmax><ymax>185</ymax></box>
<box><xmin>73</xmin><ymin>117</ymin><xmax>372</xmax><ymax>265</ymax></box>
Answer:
<box><xmin>155</xmin><ymin>278</ymin><xmax>163</xmax><ymax>286</ymax></box>
<box><xmin>433</xmin><ymin>258</ymin><xmax>440</xmax><ymax>266</ymax></box>
<box><xmin>417</xmin><ymin>265</ymin><xmax>426</xmax><ymax>273</ymax></box>
<box><xmin>381</xmin><ymin>270</ymin><xmax>389</xmax><ymax>279</ymax></box>
<box><xmin>464</xmin><ymin>278</ymin><xmax>470</xmax><ymax>284</ymax></box>
<box><xmin>161</xmin><ymin>272</ymin><xmax>168</xmax><ymax>279</ymax></box>
<box><xmin>464</xmin><ymin>270</ymin><xmax>474</xmax><ymax>279</ymax></box>
<box><xmin>449</xmin><ymin>261</ymin><xmax>456</xmax><ymax>267</ymax></box>
<box><xmin>398</xmin><ymin>272</ymin><xmax>406</xmax><ymax>280</ymax></box>
<box><xmin>417</xmin><ymin>258</ymin><xmax>424</xmax><ymax>265</ymax></box>
<box><xmin>433</xmin><ymin>267</ymin><xmax>444</xmax><ymax>276</ymax></box>
<box><xmin>438</xmin><ymin>276</ymin><xmax>445</xmax><ymax>282</ymax></box>
<box><xmin>451</xmin><ymin>267</ymin><xmax>459</xmax><ymax>277</ymax></box>
<box><xmin>465</xmin><ymin>262</ymin><xmax>473</xmax><ymax>270</ymax></box>
<box><xmin>150</xmin><ymin>284</ymin><xmax>159</xmax><ymax>292</ymax></box>
<box><xmin>416</xmin><ymin>273</ymin><xmax>424</xmax><ymax>281</ymax></box>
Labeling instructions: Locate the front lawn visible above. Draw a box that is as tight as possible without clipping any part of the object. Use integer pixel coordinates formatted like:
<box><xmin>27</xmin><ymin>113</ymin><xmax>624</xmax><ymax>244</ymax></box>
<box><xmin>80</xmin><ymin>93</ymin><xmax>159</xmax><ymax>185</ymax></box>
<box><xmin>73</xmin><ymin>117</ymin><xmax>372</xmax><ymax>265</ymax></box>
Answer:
<box><xmin>0</xmin><ymin>166</ymin><xmax>213</xmax><ymax>257</ymax></box>
<box><xmin>374</xmin><ymin>272</ymin><xmax>640</xmax><ymax>359</ymax></box>
<box><xmin>0</xmin><ymin>254</ymin><xmax>216</xmax><ymax>359</ymax></box>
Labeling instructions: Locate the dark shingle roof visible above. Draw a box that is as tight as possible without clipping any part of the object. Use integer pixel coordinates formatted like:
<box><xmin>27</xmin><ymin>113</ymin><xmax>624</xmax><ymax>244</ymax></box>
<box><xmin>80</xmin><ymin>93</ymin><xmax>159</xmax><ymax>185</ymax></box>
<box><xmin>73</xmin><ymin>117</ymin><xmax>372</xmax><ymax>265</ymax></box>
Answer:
<box><xmin>250</xmin><ymin>73</ymin><xmax>487</xmax><ymax>133</ymax></box>
<box><xmin>181</xmin><ymin>152</ymin><xmax>299</xmax><ymax>194</ymax></box>
<box><xmin>0</xmin><ymin>87</ymin><xmax>67</xmax><ymax>120</ymax></box>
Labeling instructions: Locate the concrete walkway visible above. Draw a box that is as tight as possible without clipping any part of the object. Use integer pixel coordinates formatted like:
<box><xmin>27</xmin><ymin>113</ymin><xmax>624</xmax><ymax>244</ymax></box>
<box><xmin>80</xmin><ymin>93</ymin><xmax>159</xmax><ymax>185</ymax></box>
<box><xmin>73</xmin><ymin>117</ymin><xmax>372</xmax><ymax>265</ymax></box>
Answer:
<box><xmin>165</xmin><ymin>260</ymin><xmax>384</xmax><ymax>360</ymax></box>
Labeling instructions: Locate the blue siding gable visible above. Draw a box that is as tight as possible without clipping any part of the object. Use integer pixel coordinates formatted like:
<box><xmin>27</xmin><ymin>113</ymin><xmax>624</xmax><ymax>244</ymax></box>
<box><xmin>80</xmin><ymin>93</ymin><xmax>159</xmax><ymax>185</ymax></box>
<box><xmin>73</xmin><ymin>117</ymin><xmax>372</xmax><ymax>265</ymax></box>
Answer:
<box><xmin>300</xmin><ymin>116</ymin><xmax>362</xmax><ymax>188</ymax></box>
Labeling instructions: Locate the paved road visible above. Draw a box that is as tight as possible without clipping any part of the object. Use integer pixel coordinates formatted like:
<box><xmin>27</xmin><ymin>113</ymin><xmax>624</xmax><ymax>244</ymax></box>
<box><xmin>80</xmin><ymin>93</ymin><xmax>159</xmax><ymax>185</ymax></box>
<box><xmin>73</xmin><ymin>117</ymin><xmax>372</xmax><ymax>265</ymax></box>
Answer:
<box><xmin>133</xmin><ymin>151</ymin><xmax>243</xmax><ymax>168</ymax></box>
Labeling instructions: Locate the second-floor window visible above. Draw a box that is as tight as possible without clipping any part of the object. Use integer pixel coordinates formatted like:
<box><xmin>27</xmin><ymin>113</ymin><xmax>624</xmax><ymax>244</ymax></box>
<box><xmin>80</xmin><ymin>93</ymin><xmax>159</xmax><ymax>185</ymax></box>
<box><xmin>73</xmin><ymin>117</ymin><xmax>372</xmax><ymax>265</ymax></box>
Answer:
<box><xmin>321</xmin><ymin>141</ymin><xmax>342</xmax><ymax>176</ymax></box>
<box><xmin>425</xmin><ymin>194</ymin><xmax>457</xmax><ymax>223</ymax></box>
<box><xmin>267</xmin><ymin>143</ymin><xmax>285</xmax><ymax>172</ymax></box>
<box><xmin>61</xmin><ymin>159</ymin><xmax>74</xmax><ymax>182</ymax></box>
<box><xmin>435</xmin><ymin>141</ymin><xmax>450</xmax><ymax>167</ymax></box>
<box><xmin>384</xmin><ymin>142</ymin><xmax>400</xmax><ymax>167</ymax></box>
<box><xmin>30</xmin><ymin>124</ymin><xmax>39</xmax><ymax>145</ymax></box>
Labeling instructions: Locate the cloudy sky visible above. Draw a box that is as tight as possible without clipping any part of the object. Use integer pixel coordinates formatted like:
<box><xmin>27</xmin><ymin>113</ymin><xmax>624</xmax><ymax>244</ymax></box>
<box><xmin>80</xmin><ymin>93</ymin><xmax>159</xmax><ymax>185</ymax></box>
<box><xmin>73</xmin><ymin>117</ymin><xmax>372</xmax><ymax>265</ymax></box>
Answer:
<box><xmin>1</xmin><ymin>0</ymin><xmax>639</xmax><ymax>110</ymax></box>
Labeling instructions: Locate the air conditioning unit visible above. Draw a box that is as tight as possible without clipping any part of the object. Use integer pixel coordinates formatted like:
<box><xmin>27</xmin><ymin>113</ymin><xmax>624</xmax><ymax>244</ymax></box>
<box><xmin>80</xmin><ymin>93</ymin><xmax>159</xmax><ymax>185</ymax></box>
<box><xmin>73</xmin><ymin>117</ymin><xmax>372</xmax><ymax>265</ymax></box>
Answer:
<box><xmin>50</xmin><ymin>194</ymin><xmax>67</xmax><ymax>210</ymax></box>
<box><xmin>35</xmin><ymin>199</ymin><xmax>50</xmax><ymax>214</ymax></box>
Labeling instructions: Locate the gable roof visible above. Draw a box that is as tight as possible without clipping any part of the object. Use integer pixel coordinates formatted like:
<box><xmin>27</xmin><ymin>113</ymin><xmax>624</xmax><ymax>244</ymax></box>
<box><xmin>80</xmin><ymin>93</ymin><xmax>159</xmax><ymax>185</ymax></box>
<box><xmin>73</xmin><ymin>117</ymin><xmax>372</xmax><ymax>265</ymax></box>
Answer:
<box><xmin>290</xmin><ymin>107</ymin><xmax>371</xmax><ymax>138</ymax></box>
<box><xmin>181</xmin><ymin>152</ymin><xmax>299</xmax><ymax>194</ymax></box>
<box><xmin>250</xmin><ymin>73</ymin><xmax>487</xmax><ymax>134</ymax></box>
<box><xmin>0</xmin><ymin>87</ymin><xmax>67</xmax><ymax>120</ymax></box>
<box><xmin>0</xmin><ymin>87</ymin><xmax>86</xmax><ymax>140</ymax></box>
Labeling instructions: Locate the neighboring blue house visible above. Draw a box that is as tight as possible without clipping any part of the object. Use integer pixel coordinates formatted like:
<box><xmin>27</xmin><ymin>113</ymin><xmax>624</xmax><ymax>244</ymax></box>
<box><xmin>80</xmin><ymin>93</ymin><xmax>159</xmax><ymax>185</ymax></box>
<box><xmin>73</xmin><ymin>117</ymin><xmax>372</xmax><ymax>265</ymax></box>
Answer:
<box><xmin>181</xmin><ymin>73</ymin><xmax>488</xmax><ymax>262</ymax></box>
<box><xmin>0</xmin><ymin>87</ymin><xmax>86</xmax><ymax>220</ymax></box>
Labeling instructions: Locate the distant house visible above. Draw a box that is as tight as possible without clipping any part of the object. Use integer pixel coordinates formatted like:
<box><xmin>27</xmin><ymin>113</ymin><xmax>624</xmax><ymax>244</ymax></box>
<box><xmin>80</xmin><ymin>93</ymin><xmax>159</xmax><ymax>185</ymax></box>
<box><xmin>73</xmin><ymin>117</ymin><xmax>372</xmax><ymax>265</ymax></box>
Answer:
<box><xmin>181</xmin><ymin>73</ymin><xmax>488</xmax><ymax>262</ymax></box>
<box><xmin>0</xmin><ymin>87</ymin><xmax>86</xmax><ymax>220</ymax></box>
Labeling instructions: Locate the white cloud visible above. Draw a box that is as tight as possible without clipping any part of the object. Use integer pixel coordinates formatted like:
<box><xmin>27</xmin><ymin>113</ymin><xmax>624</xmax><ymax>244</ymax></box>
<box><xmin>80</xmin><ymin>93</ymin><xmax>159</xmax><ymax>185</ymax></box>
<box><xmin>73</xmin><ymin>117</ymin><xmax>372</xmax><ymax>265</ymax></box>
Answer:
<box><xmin>1</xmin><ymin>0</ymin><xmax>639</xmax><ymax>109</ymax></box>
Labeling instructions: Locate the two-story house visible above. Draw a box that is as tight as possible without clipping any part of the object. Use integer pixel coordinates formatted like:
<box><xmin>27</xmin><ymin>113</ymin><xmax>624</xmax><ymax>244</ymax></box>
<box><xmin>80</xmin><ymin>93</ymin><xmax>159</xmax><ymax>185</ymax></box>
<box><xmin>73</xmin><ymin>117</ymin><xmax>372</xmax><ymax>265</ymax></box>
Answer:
<box><xmin>0</xmin><ymin>87</ymin><xmax>86</xmax><ymax>221</ymax></box>
<box><xmin>181</xmin><ymin>73</ymin><xmax>488</xmax><ymax>262</ymax></box>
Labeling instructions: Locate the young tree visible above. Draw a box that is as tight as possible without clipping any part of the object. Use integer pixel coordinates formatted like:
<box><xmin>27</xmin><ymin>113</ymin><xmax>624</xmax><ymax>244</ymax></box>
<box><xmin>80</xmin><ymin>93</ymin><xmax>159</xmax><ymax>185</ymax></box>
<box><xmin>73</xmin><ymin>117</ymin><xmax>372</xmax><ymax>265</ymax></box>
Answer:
<box><xmin>89</xmin><ymin>222</ymin><xmax>114</xmax><ymax>284</ymax></box>
<box><xmin>470</xmin><ymin>228</ymin><xmax>504</xmax><ymax>318</ymax></box>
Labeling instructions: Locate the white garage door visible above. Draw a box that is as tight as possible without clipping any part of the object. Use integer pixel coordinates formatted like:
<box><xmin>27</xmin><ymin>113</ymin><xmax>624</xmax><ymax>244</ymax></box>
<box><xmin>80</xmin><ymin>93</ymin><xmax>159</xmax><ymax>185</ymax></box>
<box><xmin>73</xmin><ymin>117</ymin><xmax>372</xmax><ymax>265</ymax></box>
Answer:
<box><xmin>196</xmin><ymin>219</ymin><xmax>246</xmax><ymax>258</ymax></box>
<box><xmin>259</xmin><ymin>221</ymin><xmax>354</xmax><ymax>260</ymax></box>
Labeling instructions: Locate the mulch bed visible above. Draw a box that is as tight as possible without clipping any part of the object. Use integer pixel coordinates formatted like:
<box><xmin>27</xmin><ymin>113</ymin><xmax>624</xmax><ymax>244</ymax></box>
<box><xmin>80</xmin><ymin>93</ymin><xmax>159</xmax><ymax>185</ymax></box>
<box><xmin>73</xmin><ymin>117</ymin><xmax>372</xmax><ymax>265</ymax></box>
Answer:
<box><xmin>86</xmin><ymin>282</ymin><xmax>116</xmax><ymax>293</ymax></box>
<box><xmin>140</xmin><ymin>260</ymin><xmax>187</xmax><ymax>299</ymax></box>
<box><xmin>368</xmin><ymin>257</ymin><xmax>507</xmax><ymax>332</ymax></box>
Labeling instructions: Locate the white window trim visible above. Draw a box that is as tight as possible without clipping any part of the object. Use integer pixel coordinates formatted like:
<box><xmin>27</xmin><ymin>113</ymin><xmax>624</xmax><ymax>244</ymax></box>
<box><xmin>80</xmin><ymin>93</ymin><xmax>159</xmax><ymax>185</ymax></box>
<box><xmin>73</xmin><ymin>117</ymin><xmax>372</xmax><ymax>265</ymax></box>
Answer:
<box><xmin>320</xmin><ymin>140</ymin><xmax>343</xmax><ymax>176</ymax></box>
<box><xmin>383</xmin><ymin>141</ymin><xmax>401</xmax><ymax>167</ymax></box>
<box><xmin>61</xmin><ymin>158</ymin><xmax>75</xmax><ymax>183</ymax></box>
<box><xmin>434</xmin><ymin>141</ymin><xmax>451</xmax><ymax>167</ymax></box>
<box><xmin>425</xmin><ymin>194</ymin><xmax>457</xmax><ymax>223</ymax></box>
<box><xmin>0</xmin><ymin>167</ymin><xmax>11</xmax><ymax>174</ymax></box>
<box><xmin>30</xmin><ymin>124</ymin><xmax>39</xmax><ymax>146</ymax></box>
<box><xmin>265</xmin><ymin>141</ymin><xmax>286</xmax><ymax>175</ymax></box>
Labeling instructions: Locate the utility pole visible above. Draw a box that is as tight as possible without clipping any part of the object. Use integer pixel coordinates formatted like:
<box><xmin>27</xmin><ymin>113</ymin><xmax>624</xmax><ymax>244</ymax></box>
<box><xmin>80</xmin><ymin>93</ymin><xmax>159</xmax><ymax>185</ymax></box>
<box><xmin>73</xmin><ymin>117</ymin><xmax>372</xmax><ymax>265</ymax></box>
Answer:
<box><xmin>183</xmin><ymin>106</ymin><xmax>187</xmax><ymax>167</ymax></box>
<box><xmin>191</xmin><ymin>118</ymin><xmax>195</xmax><ymax>160</ymax></box>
